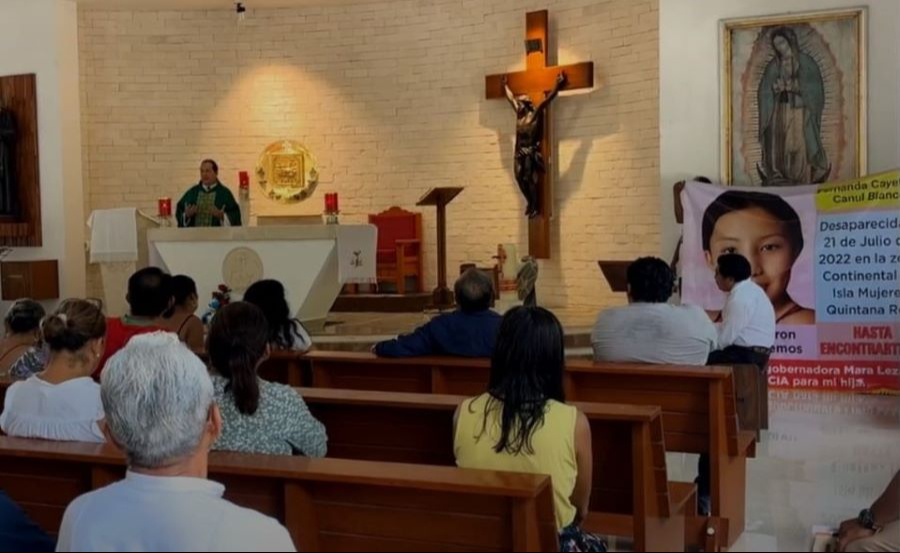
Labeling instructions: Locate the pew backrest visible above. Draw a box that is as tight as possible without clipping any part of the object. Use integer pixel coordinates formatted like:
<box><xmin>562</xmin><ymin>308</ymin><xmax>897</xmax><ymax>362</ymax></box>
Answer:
<box><xmin>0</xmin><ymin>436</ymin><xmax>558</xmax><ymax>552</ymax></box>
<box><xmin>301</xmin><ymin>353</ymin><xmax>752</xmax><ymax>458</ymax></box>
<box><xmin>298</xmin><ymin>387</ymin><xmax>682</xmax><ymax>538</ymax></box>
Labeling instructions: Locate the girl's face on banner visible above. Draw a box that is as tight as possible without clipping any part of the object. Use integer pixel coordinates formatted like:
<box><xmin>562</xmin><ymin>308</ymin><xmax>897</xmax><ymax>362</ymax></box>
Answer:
<box><xmin>705</xmin><ymin>206</ymin><xmax>797</xmax><ymax>304</ymax></box>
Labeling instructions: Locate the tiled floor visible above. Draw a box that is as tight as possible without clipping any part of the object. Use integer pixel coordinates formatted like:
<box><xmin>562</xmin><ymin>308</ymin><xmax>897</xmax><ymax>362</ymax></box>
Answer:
<box><xmin>667</xmin><ymin>390</ymin><xmax>899</xmax><ymax>552</ymax></box>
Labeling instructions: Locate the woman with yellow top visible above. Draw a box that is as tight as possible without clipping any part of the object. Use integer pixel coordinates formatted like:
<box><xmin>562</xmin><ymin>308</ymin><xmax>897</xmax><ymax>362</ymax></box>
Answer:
<box><xmin>453</xmin><ymin>306</ymin><xmax>605</xmax><ymax>552</ymax></box>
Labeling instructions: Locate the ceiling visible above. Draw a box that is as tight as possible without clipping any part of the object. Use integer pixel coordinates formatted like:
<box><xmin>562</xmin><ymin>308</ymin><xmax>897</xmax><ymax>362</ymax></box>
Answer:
<box><xmin>75</xmin><ymin>0</ymin><xmax>384</xmax><ymax>10</ymax></box>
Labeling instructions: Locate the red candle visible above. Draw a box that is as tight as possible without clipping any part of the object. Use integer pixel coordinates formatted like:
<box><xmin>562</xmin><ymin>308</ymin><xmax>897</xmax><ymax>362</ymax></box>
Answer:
<box><xmin>158</xmin><ymin>197</ymin><xmax>172</xmax><ymax>217</ymax></box>
<box><xmin>325</xmin><ymin>193</ymin><xmax>338</xmax><ymax>213</ymax></box>
<box><xmin>238</xmin><ymin>171</ymin><xmax>250</xmax><ymax>189</ymax></box>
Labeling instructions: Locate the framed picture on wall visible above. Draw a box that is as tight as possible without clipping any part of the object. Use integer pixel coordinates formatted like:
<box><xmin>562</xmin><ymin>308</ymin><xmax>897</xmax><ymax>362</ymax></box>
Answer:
<box><xmin>720</xmin><ymin>8</ymin><xmax>867</xmax><ymax>186</ymax></box>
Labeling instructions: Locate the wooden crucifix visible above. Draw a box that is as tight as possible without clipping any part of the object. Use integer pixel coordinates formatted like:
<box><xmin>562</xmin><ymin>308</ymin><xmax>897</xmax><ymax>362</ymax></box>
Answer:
<box><xmin>485</xmin><ymin>10</ymin><xmax>593</xmax><ymax>259</ymax></box>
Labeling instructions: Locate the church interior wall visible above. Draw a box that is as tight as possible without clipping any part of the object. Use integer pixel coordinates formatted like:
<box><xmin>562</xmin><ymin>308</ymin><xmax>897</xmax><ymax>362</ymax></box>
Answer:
<box><xmin>78</xmin><ymin>0</ymin><xmax>660</xmax><ymax>309</ymax></box>
<box><xmin>0</xmin><ymin>0</ymin><xmax>86</xmax><ymax>311</ymax></box>
<box><xmin>660</xmin><ymin>0</ymin><xmax>900</xmax><ymax>269</ymax></box>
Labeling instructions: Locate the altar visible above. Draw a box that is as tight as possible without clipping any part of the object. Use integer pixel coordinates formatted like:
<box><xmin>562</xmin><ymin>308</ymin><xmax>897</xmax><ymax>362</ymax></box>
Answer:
<box><xmin>147</xmin><ymin>225</ymin><xmax>376</xmax><ymax>326</ymax></box>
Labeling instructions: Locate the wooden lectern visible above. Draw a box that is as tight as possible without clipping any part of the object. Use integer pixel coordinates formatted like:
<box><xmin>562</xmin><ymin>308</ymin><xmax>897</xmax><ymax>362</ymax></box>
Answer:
<box><xmin>417</xmin><ymin>187</ymin><xmax>463</xmax><ymax>309</ymax></box>
<box><xmin>597</xmin><ymin>260</ymin><xmax>631</xmax><ymax>293</ymax></box>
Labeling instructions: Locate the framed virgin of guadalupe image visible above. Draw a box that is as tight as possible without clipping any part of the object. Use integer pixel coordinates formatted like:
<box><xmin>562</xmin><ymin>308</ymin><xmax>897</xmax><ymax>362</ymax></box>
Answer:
<box><xmin>720</xmin><ymin>8</ymin><xmax>866</xmax><ymax>186</ymax></box>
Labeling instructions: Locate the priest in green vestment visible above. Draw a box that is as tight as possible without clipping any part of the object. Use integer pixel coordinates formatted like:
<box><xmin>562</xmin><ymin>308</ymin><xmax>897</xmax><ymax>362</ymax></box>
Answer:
<box><xmin>176</xmin><ymin>159</ymin><xmax>242</xmax><ymax>228</ymax></box>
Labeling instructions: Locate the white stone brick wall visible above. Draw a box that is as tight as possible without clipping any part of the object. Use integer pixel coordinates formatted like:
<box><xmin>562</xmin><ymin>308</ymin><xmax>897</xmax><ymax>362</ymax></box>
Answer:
<box><xmin>79</xmin><ymin>0</ymin><xmax>660</xmax><ymax>309</ymax></box>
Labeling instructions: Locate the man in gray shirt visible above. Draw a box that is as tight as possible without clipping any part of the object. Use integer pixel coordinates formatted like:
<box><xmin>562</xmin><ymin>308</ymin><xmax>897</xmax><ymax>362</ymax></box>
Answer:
<box><xmin>592</xmin><ymin>257</ymin><xmax>717</xmax><ymax>365</ymax></box>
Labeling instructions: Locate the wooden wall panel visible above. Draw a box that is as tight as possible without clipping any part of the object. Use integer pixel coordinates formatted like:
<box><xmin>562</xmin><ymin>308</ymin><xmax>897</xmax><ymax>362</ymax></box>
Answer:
<box><xmin>0</xmin><ymin>73</ymin><xmax>41</xmax><ymax>247</ymax></box>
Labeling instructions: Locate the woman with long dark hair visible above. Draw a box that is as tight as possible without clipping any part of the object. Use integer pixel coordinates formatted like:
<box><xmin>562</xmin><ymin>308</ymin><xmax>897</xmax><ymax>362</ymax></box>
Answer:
<box><xmin>208</xmin><ymin>302</ymin><xmax>326</xmax><ymax>456</ymax></box>
<box><xmin>161</xmin><ymin>275</ymin><xmax>204</xmax><ymax>351</ymax></box>
<box><xmin>243</xmin><ymin>280</ymin><xmax>312</xmax><ymax>352</ymax></box>
<box><xmin>453</xmin><ymin>306</ymin><xmax>603</xmax><ymax>552</ymax></box>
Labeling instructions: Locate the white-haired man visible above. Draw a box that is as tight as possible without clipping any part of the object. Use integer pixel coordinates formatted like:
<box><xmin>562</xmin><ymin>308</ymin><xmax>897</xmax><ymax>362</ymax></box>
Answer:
<box><xmin>56</xmin><ymin>332</ymin><xmax>295</xmax><ymax>552</ymax></box>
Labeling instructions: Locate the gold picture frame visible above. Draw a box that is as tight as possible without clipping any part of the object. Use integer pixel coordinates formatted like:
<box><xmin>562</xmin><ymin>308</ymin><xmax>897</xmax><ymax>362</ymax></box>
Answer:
<box><xmin>255</xmin><ymin>140</ymin><xmax>320</xmax><ymax>204</ymax></box>
<box><xmin>720</xmin><ymin>8</ymin><xmax>866</xmax><ymax>186</ymax></box>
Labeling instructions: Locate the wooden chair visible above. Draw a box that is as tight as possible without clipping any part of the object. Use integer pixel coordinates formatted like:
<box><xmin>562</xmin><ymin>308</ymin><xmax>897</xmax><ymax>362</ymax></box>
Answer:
<box><xmin>369</xmin><ymin>207</ymin><xmax>424</xmax><ymax>295</ymax></box>
<box><xmin>0</xmin><ymin>436</ymin><xmax>558</xmax><ymax>552</ymax></box>
<box><xmin>301</xmin><ymin>387</ymin><xmax>694</xmax><ymax>552</ymax></box>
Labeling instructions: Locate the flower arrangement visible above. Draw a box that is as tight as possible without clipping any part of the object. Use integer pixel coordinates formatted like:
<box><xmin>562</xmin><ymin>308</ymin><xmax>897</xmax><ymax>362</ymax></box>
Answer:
<box><xmin>202</xmin><ymin>284</ymin><xmax>232</xmax><ymax>325</ymax></box>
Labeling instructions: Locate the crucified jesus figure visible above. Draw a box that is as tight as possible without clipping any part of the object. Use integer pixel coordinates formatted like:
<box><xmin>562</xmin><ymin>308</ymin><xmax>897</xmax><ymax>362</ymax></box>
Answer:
<box><xmin>503</xmin><ymin>72</ymin><xmax>566</xmax><ymax>218</ymax></box>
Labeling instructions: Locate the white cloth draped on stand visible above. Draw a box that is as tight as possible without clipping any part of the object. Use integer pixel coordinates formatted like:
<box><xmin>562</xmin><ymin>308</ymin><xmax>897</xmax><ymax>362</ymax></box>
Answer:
<box><xmin>335</xmin><ymin>224</ymin><xmax>377</xmax><ymax>284</ymax></box>
<box><xmin>87</xmin><ymin>208</ymin><xmax>139</xmax><ymax>264</ymax></box>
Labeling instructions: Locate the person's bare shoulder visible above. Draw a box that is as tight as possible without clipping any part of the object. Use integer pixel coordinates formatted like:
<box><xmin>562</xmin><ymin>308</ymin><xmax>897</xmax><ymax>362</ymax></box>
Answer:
<box><xmin>185</xmin><ymin>315</ymin><xmax>204</xmax><ymax>332</ymax></box>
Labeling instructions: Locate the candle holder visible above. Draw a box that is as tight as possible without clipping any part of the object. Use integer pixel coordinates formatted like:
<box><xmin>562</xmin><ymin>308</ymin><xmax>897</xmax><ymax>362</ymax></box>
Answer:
<box><xmin>323</xmin><ymin>193</ymin><xmax>340</xmax><ymax>225</ymax></box>
<box><xmin>239</xmin><ymin>171</ymin><xmax>251</xmax><ymax>202</ymax></box>
<box><xmin>157</xmin><ymin>197</ymin><xmax>173</xmax><ymax>227</ymax></box>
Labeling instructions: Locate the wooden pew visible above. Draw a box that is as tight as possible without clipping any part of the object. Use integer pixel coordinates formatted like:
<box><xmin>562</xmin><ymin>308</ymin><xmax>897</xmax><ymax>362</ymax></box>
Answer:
<box><xmin>0</xmin><ymin>377</ymin><xmax>696</xmax><ymax>550</ymax></box>
<box><xmin>301</xmin><ymin>387</ymin><xmax>694</xmax><ymax>552</ymax></box>
<box><xmin>732</xmin><ymin>363</ymin><xmax>767</xmax><ymax>438</ymax></box>
<box><xmin>559</xmin><ymin>364</ymin><xmax>755</xmax><ymax>549</ymax></box>
<box><xmin>300</xmin><ymin>352</ymin><xmax>753</xmax><ymax>548</ymax></box>
<box><xmin>214</xmin><ymin>351</ymin><xmax>769</xmax><ymax>434</ymax></box>
<box><xmin>1</xmin><ymin>356</ymin><xmax>754</xmax><ymax>548</ymax></box>
<box><xmin>0</xmin><ymin>436</ymin><xmax>558</xmax><ymax>552</ymax></box>
<box><xmin>0</xmin><ymin>376</ymin><xmax>8</xmax><ymax>410</ymax></box>
<box><xmin>255</xmin><ymin>352</ymin><xmax>766</xmax><ymax>437</ymax></box>
<box><xmin>195</xmin><ymin>351</ymin><xmax>309</xmax><ymax>387</ymax></box>
<box><xmin>260</xmin><ymin>351</ymin><xmax>309</xmax><ymax>387</ymax></box>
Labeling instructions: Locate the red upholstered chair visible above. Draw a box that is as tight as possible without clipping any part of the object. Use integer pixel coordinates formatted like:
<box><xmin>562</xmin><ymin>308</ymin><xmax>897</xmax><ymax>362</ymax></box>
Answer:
<box><xmin>369</xmin><ymin>207</ymin><xmax>424</xmax><ymax>294</ymax></box>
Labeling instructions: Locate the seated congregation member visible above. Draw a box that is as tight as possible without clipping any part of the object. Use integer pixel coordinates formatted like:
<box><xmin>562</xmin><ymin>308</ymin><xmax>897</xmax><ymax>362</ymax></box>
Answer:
<box><xmin>708</xmin><ymin>253</ymin><xmax>776</xmax><ymax>371</ymax></box>
<box><xmin>56</xmin><ymin>333</ymin><xmax>295</xmax><ymax>552</ymax></box>
<box><xmin>0</xmin><ymin>490</ymin><xmax>55</xmax><ymax>552</ymax></box>
<box><xmin>837</xmin><ymin>470</ymin><xmax>899</xmax><ymax>552</ymax></box>
<box><xmin>696</xmin><ymin>254</ymin><xmax>777</xmax><ymax>516</ymax></box>
<box><xmin>375</xmin><ymin>268</ymin><xmax>501</xmax><ymax>358</ymax></box>
<box><xmin>0</xmin><ymin>299</ymin><xmax>45</xmax><ymax>379</ymax></box>
<box><xmin>592</xmin><ymin>257</ymin><xmax>717</xmax><ymax>365</ymax></box>
<box><xmin>209</xmin><ymin>302</ymin><xmax>326</xmax><ymax>457</ymax></box>
<box><xmin>243</xmin><ymin>279</ymin><xmax>312</xmax><ymax>353</ymax></box>
<box><xmin>454</xmin><ymin>306</ymin><xmax>605</xmax><ymax>552</ymax></box>
<box><xmin>0</xmin><ymin>300</ymin><xmax>106</xmax><ymax>443</ymax></box>
<box><xmin>162</xmin><ymin>275</ymin><xmax>204</xmax><ymax>351</ymax></box>
<box><xmin>95</xmin><ymin>267</ymin><xmax>172</xmax><ymax>378</ymax></box>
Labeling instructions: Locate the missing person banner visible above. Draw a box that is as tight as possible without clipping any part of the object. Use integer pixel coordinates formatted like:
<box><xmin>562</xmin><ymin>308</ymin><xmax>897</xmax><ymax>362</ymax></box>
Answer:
<box><xmin>681</xmin><ymin>170</ymin><xmax>900</xmax><ymax>393</ymax></box>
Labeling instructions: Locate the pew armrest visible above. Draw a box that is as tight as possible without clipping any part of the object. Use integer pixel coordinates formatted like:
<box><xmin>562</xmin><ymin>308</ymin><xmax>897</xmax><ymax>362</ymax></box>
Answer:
<box><xmin>738</xmin><ymin>430</ymin><xmax>757</xmax><ymax>458</ymax></box>
<box><xmin>583</xmin><ymin>512</ymin><xmax>631</xmax><ymax>537</ymax></box>
<box><xmin>669</xmin><ymin>481</ymin><xmax>697</xmax><ymax>514</ymax></box>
